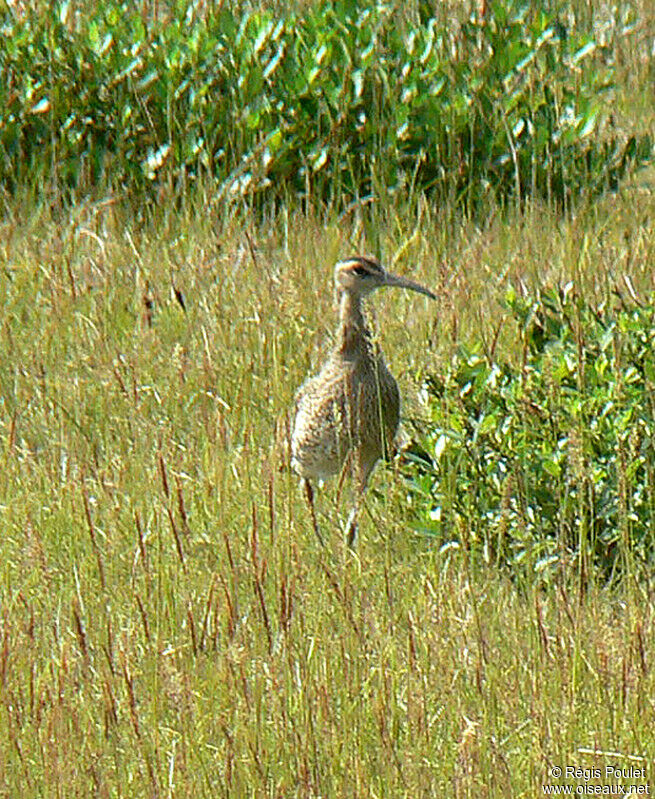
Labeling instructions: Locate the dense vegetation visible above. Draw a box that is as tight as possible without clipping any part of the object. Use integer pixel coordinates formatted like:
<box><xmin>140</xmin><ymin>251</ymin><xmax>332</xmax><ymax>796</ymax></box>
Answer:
<box><xmin>1</xmin><ymin>0</ymin><xmax>650</xmax><ymax>206</ymax></box>
<box><xmin>405</xmin><ymin>285</ymin><xmax>655</xmax><ymax>581</ymax></box>
<box><xmin>0</xmin><ymin>1</ymin><xmax>654</xmax><ymax>796</ymax></box>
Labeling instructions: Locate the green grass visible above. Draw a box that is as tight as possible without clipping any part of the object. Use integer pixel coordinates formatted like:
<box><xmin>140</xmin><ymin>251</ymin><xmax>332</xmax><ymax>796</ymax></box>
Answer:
<box><xmin>1</xmin><ymin>0</ymin><xmax>654</xmax><ymax>795</ymax></box>
<box><xmin>0</xmin><ymin>184</ymin><xmax>654</xmax><ymax>796</ymax></box>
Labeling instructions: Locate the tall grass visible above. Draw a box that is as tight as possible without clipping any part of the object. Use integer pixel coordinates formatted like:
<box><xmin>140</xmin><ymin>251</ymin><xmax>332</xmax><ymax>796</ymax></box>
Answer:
<box><xmin>0</xmin><ymin>0</ymin><xmax>654</xmax><ymax>795</ymax></box>
<box><xmin>1</xmin><ymin>180</ymin><xmax>654</xmax><ymax>795</ymax></box>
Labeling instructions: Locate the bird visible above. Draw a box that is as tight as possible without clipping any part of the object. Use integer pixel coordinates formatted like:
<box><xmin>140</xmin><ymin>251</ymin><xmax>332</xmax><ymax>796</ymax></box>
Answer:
<box><xmin>291</xmin><ymin>255</ymin><xmax>437</xmax><ymax>547</ymax></box>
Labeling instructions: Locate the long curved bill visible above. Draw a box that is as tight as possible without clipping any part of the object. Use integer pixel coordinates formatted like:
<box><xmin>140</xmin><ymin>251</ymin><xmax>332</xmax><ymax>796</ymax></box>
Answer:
<box><xmin>384</xmin><ymin>272</ymin><xmax>437</xmax><ymax>300</ymax></box>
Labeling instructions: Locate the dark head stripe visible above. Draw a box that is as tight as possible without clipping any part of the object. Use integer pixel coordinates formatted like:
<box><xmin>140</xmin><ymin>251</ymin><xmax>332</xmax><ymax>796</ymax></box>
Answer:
<box><xmin>337</xmin><ymin>256</ymin><xmax>383</xmax><ymax>272</ymax></box>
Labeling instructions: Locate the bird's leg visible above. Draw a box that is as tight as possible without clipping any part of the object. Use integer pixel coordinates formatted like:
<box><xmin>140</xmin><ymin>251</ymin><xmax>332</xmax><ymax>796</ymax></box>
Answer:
<box><xmin>344</xmin><ymin>448</ymin><xmax>360</xmax><ymax>549</ymax></box>
<box><xmin>344</xmin><ymin>454</ymin><xmax>373</xmax><ymax>549</ymax></box>
<box><xmin>345</xmin><ymin>507</ymin><xmax>358</xmax><ymax>549</ymax></box>
<box><xmin>335</xmin><ymin>450</ymin><xmax>354</xmax><ymax>507</ymax></box>
<box><xmin>302</xmin><ymin>478</ymin><xmax>324</xmax><ymax>547</ymax></box>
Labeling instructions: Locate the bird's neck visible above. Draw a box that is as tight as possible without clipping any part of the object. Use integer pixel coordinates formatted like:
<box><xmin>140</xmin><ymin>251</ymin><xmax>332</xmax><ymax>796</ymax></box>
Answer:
<box><xmin>335</xmin><ymin>290</ymin><xmax>374</xmax><ymax>359</ymax></box>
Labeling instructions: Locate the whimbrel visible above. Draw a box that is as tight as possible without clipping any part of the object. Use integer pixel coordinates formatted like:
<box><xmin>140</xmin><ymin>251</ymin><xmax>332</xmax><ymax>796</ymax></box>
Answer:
<box><xmin>291</xmin><ymin>256</ymin><xmax>436</xmax><ymax>547</ymax></box>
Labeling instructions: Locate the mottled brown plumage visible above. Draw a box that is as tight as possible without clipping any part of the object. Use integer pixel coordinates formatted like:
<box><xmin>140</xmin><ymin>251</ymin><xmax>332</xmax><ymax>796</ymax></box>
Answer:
<box><xmin>292</xmin><ymin>256</ymin><xmax>436</xmax><ymax>546</ymax></box>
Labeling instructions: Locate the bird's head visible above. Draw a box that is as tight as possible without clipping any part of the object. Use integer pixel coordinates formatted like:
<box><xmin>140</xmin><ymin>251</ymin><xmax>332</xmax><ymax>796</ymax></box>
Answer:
<box><xmin>334</xmin><ymin>256</ymin><xmax>437</xmax><ymax>300</ymax></box>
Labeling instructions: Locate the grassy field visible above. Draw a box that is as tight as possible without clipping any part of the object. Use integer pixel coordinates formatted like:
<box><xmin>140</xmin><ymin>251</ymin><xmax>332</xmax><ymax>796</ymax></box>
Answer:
<box><xmin>1</xmin><ymin>184</ymin><xmax>654</xmax><ymax>797</ymax></box>
<box><xmin>1</xmin><ymin>1</ymin><xmax>655</xmax><ymax>797</ymax></box>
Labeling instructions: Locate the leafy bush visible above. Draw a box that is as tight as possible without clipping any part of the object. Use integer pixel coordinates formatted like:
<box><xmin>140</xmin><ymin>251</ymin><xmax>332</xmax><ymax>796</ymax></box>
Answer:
<box><xmin>0</xmin><ymin>0</ymin><xmax>650</xmax><ymax>205</ymax></box>
<box><xmin>404</xmin><ymin>285</ymin><xmax>655</xmax><ymax>581</ymax></box>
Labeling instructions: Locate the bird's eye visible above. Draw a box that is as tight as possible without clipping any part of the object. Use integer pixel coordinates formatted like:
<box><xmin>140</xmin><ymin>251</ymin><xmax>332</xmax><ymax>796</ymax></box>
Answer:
<box><xmin>352</xmin><ymin>266</ymin><xmax>368</xmax><ymax>277</ymax></box>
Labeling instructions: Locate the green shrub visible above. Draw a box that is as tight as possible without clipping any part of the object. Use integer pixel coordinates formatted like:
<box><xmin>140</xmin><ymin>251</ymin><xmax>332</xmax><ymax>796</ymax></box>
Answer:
<box><xmin>0</xmin><ymin>0</ymin><xmax>650</xmax><ymax>205</ymax></box>
<box><xmin>403</xmin><ymin>285</ymin><xmax>655</xmax><ymax>582</ymax></box>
